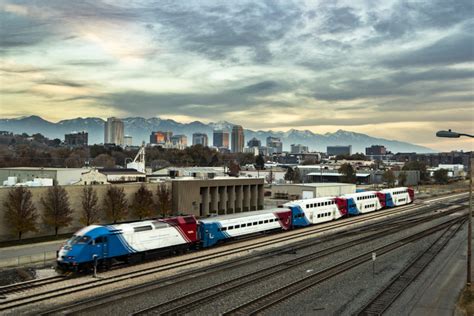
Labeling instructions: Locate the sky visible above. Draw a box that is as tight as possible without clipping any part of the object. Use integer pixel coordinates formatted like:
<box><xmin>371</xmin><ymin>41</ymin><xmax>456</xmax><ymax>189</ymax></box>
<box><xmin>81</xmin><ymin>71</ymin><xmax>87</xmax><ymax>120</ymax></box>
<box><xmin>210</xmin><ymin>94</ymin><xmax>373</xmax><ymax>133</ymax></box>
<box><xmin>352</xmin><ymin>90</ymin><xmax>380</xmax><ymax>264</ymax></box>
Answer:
<box><xmin>0</xmin><ymin>0</ymin><xmax>473</xmax><ymax>152</ymax></box>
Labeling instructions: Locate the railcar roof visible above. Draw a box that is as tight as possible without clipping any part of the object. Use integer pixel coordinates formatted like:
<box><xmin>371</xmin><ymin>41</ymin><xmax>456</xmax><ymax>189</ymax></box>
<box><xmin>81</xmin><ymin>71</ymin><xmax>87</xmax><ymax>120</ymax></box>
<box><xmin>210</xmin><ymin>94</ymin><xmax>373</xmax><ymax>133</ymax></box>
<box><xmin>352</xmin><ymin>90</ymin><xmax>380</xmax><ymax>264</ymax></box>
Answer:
<box><xmin>343</xmin><ymin>191</ymin><xmax>378</xmax><ymax>198</ymax></box>
<box><xmin>284</xmin><ymin>196</ymin><xmax>335</xmax><ymax>205</ymax></box>
<box><xmin>199</xmin><ymin>208</ymin><xmax>288</xmax><ymax>222</ymax></box>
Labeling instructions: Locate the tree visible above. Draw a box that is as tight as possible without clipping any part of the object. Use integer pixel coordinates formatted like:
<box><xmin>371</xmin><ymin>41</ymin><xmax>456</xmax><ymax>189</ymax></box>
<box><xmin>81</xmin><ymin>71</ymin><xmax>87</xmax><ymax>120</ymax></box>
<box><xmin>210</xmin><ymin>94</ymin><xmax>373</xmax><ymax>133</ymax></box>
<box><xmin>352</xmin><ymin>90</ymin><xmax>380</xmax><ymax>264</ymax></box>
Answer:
<box><xmin>92</xmin><ymin>154</ymin><xmax>115</xmax><ymax>168</ymax></box>
<box><xmin>265</xmin><ymin>169</ymin><xmax>275</xmax><ymax>184</ymax></box>
<box><xmin>433</xmin><ymin>168</ymin><xmax>449</xmax><ymax>184</ymax></box>
<box><xmin>398</xmin><ymin>171</ymin><xmax>408</xmax><ymax>186</ymax></box>
<box><xmin>382</xmin><ymin>170</ymin><xmax>396</xmax><ymax>187</ymax></box>
<box><xmin>42</xmin><ymin>186</ymin><xmax>73</xmax><ymax>236</ymax></box>
<box><xmin>3</xmin><ymin>187</ymin><xmax>38</xmax><ymax>240</ymax></box>
<box><xmin>156</xmin><ymin>183</ymin><xmax>172</xmax><ymax>217</ymax></box>
<box><xmin>80</xmin><ymin>186</ymin><xmax>100</xmax><ymax>226</ymax></box>
<box><xmin>293</xmin><ymin>168</ymin><xmax>302</xmax><ymax>183</ymax></box>
<box><xmin>403</xmin><ymin>161</ymin><xmax>428</xmax><ymax>181</ymax></box>
<box><xmin>284</xmin><ymin>167</ymin><xmax>295</xmax><ymax>182</ymax></box>
<box><xmin>228</xmin><ymin>161</ymin><xmax>241</xmax><ymax>177</ymax></box>
<box><xmin>132</xmin><ymin>185</ymin><xmax>155</xmax><ymax>219</ymax></box>
<box><xmin>103</xmin><ymin>186</ymin><xmax>128</xmax><ymax>223</ymax></box>
<box><xmin>255</xmin><ymin>154</ymin><xmax>265</xmax><ymax>170</ymax></box>
<box><xmin>339</xmin><ymin>163</ymin><xmax>356</xmax><ymax>183</ymax></box>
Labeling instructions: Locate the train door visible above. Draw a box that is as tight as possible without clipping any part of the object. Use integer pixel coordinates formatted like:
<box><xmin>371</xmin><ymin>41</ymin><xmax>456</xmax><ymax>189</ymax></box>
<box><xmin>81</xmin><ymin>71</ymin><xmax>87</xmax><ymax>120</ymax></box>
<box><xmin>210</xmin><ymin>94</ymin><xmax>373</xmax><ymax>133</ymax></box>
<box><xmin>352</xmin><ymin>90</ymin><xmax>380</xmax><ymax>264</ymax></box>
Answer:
<box><xmin>94</xmin><ymin>236</ymin><xmax>108</xmax><ymax>259</ymax></box>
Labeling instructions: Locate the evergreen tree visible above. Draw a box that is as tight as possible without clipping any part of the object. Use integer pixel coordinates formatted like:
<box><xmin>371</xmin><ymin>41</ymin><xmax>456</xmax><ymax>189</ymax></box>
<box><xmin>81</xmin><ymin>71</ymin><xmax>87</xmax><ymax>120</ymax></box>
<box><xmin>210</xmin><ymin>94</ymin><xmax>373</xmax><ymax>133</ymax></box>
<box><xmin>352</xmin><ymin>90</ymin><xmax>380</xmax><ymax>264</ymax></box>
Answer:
<box><xmin>293</xmin><ymin>168</ymin><xmax>302</xmax><ymax>183</ymax></box>
<box><xmin>255</xmin><ymin>154</ymin><xmax>265</xmax><ymax>170</ymax></box>
<box><xmin>3</xmin><ymin>187</ymin><xmax>38</xmax><ymax>240</ymax></box>
<box><xmin>284</xmin><ymin>167</ymin><xmax>295</xmax><ymax>182</ymax></box>
<box><xmin>132</xmin><ymin>185</ymin><xmax>155</xmax><ymax>219</ymax></box>
<box><xmin>382</xmin><ymin>170</ymin><xmax>396</xmax><ymax>187</ymax></box>
<box><xmin>103</xmin><ymin>186</ymin><xmax>128</xmax><ymax>223</ymax></box>
<box><xmin>42</xmin><ymin>186</ymin><xmax>73</xmax><ymax>236</ymax></box>
<box><xmin>398</xmin><ymin>171</ymin><xmax>408</xmax><ymax>186</ymax></box>
<box><xmin>433</xmin><ymin>169</ymin><xmax>449</xmax><ymax>184</ymax></box>
<box><xmin>80</xmin><ymin>186</ymin><xmax>100</xmax><ymax>226</ymax></box>
<box><xmin>339</xmin><ymin>163</ymin><xmax>357</xmax><ymax>183</ymax></box>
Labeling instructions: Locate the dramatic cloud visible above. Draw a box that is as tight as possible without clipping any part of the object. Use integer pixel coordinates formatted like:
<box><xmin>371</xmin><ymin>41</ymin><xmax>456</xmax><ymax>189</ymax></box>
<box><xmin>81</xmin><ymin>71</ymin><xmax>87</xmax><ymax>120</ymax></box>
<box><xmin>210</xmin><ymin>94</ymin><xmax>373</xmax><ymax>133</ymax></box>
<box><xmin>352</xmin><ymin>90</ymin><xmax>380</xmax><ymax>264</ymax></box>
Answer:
<box><xmin>0</xmin><ymin>0</ymin><xmax>473</xmax><ymax>151</ymax></box>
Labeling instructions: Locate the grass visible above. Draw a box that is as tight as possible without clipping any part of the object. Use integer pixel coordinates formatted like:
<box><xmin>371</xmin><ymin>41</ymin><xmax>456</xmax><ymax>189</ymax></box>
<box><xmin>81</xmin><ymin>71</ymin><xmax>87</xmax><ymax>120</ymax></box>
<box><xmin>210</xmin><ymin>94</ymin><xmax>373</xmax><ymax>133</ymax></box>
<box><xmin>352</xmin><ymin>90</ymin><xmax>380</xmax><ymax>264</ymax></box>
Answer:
<box><xmin>458</xmin><ymin>285</ymin><xmax>474</xmax><ymax>315</ymax></box>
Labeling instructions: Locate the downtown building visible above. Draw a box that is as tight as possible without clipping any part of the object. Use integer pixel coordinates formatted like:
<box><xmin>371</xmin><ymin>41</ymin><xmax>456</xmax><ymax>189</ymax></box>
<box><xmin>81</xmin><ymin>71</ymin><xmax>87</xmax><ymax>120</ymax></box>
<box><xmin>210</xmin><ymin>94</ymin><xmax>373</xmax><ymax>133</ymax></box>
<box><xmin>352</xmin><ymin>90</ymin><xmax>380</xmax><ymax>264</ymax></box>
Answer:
<box><xmin>213</xmin><ymin>129</ymin><xmax>230</xmax><ymax>149</ymax></box>
<box><xmin>150</xmin><ymin>131</ymin><xmax>173</xmax><ymax>144</ymax></box>
<box><xmin>266</xmin><ymin>136</ymin><xmax>283</xmax><ymax>154</ymax></box>
<box><xmin>192</xmin><ymin>133</ymin><xmax>209</xmax><ymax>147</ymax></box>
<box><xmin>104</xmin><ymin>117</ymin><xmax>124</xmax><ymax>146</ymax></box>
<box><xmin>231</xmin><ymin>125</ymin><xmax>245</xmax><ymax>153</ymax></box>
<box><xmin>64</xmin><ymin>131</ymin><xmax>88</xmax><ymax>147</ymax></box>
<box><xmin>327</xmin><ymin>145</ymin><xmax>352</xmax><ymax>156</ymax></box>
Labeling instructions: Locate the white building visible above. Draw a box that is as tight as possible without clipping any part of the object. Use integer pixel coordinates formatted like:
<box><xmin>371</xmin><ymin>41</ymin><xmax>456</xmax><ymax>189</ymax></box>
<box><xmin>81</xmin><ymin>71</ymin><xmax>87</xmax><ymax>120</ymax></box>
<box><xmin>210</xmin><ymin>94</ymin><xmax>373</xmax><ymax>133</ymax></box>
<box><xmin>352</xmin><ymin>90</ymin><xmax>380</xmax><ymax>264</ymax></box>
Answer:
<box><xmin>104</xmin><ymin>117</ymin><xmax>124</xmax><ymax>146</ymax></box>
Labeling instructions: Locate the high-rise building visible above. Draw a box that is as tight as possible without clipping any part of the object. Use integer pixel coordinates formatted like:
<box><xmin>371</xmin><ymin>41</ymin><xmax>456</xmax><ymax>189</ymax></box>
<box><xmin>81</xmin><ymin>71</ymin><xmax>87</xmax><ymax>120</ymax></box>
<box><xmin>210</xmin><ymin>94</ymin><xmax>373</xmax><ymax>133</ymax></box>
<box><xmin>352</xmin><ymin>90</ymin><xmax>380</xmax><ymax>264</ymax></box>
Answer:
<box><xmin>365</xmin><ymin>145</ymin><xmax>387</xmax><ymax>156</ymax></box>
<box><xmin>291</xmin><ymin>144</ymin><xmax>309</xmax><ymax>154</ymax></box>
<box><xmin>171</xmin><ymin>134</ymin><xmax>187</xmax><ymax>146</ymax></box>
<box><xmin>213</xmin><ymin>129</ymin><xmax>229</xmax><ymax>149</ymax></box>
<box><xmin>266</xmin><ymin>136</ymin><xmax>283</xmax><ymax>154</ymax></box>
<box><xmin>192</xmin><ymin>133</ymin><xmax>208</xmax><ymax>147</ymax></box>
<box><xmin>231</xmin><ymin>125</ymin><xmax>245</xmax><ymax>153</ymax></box>
<box><xmin>150</xmin><ymin>131</ymin><xmax>172</xmax><ymax>144</ymax></box>
<box><xmin>327</xmin><ymin>145</ymin><xmax>352</xmax><ymax>156</ymax></box>
<box><xmin>104</xmin><ymin>117</ymin><xmax>124</xmax><ymax>146</ymax></box>
<box><xmin>124</xmin><ymin>135</ymin><xmax>133</xmax><ymax>147</ymax></box>
<box><xmin>65</xmin><ymin>131</ymin><xmax>88</xmax><ymax>147</ymax></box>
<box><xmin>247</xmin><ymin>137</ymin><xmax>261</xmax><ymax>148</ymax></box>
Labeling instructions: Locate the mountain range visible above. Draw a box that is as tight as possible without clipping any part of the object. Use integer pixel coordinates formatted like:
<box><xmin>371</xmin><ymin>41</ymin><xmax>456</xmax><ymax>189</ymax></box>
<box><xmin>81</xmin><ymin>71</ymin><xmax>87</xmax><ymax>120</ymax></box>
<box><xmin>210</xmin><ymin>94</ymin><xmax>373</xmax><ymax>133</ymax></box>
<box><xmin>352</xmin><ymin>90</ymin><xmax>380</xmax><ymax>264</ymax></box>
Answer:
<box><xmin>0</xmin><ymin>116</ymin><xmax>435</xmax><ymax>153</ymax></box>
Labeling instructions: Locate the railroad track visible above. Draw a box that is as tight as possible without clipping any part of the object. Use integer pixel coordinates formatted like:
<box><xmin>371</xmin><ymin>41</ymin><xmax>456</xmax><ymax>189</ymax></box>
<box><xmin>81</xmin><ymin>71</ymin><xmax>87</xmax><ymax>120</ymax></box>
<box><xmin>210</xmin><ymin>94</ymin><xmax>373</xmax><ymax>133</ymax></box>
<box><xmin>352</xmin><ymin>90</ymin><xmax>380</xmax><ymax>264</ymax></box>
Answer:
<box><xmin>0</xmin><ymin>194</ymin><xmax>466</xmax><ymax>313</ymax></box>
<box><xmin>357</xmin><ymin>218</ymin><xmax>466</xmax><ymax>315</ymax></box>
<box><xmin>41</xmin><ymin>205</ymin><xmax>467</xmax><ymax>315</ymax></box>
<box><xmin>0</xmin><ymin>274</ymin><xmax>71</xmax><ymax>298</ymax></box>
<box><xmin>222</xmin><ymin>216</ymin><xmax>465</xmax><ymax>315</ymax></box>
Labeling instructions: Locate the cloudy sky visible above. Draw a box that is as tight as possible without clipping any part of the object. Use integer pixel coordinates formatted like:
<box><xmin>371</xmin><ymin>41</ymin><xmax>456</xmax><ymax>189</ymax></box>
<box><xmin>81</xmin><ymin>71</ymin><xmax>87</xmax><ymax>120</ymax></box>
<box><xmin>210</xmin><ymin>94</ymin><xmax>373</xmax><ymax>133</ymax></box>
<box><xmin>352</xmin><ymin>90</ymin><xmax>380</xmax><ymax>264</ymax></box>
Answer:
<box><xmin>0</xmin><ymin>0</ymin><xmax>473</xmax><ymax>151</ymax></box>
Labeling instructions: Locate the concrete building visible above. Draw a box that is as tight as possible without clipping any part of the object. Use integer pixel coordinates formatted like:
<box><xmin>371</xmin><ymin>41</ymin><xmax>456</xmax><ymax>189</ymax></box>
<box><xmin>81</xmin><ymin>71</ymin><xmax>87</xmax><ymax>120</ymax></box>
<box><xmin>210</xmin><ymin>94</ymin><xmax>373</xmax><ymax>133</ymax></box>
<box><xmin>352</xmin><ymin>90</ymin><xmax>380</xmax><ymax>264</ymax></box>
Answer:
<box><xmin>192</xmin><ymin>133</ymin><xmax>208</xmax><ymax>147</ymax></box>
<box><xmin>213</xmin><ymin>129</ymin><xmax>229</xmax><ymax>149</ymax></box>
<box><xmin>150</xmin><ymin>131</ymin><xmax>172</xmax><ymax>144</ymax></box>
<box><xmin>267</xmin><ymin>136</ymin><xmax>283</xmax><ymax>154</ymax></box>
<box><xmin>291</xmin><ymin>144</ymin><xmax>309</xmax><ymax>154</ymax></box>
<box><xmin>244</xmin><ymin>147</ymin><xmax>260</xmax><ymax>156</ymax></box>
<box><xmin>0</xmin><ymin>167</ymin><xmax>89</xmax><ymax>186</ymax></box>
<box><xmin>272</xmin><ymin>183</ymin><xmax>356</xmax><ymax>200</ymax></box>
<box><xmin>327</xmin><ymin>145</ymin><xmax>352</xmax><ymax>156</ymax></box>
<box><xmin>104</xmin><ymin>117</ymin><xmax>124</xmax><ymax>146</ymax></box>
<box><xmin>124</xmin><ymin>135</ymin><xmax>133</xmax><ymax>146</ymax></box>
<box><xmin>64</xmin><ymin>131</ymin><xmax>88</xmax><ymax>147</ymax></box>
<box><xmin>99</xmin><ymin>168</ymin><xmax>146</xmax><ymax>183</ymax></box>
<box><xmin>172</xmin><ymin>177</ymin><xmax>264</xmax><ymax>216</ymax></box>
<box><xmin>231</xmin><ymin>125</ymin><xmax>245</xmax><ymax>153</ymax></box>
<box><xmin>366</xmin><ymin>145</ymin><xmax>387</xmax><ymax>156</ymax></box>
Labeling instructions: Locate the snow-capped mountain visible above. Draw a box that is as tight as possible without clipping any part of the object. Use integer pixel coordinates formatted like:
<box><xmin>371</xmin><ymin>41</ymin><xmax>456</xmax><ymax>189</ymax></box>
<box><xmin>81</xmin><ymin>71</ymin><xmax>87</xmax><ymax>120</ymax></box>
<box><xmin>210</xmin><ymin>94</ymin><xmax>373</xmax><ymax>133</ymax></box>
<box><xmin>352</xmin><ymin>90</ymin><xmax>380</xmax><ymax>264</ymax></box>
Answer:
<box><xmin>0</xmin><ymin>116</ymin><xmax>435</xmax><ymax>153</ymax></box>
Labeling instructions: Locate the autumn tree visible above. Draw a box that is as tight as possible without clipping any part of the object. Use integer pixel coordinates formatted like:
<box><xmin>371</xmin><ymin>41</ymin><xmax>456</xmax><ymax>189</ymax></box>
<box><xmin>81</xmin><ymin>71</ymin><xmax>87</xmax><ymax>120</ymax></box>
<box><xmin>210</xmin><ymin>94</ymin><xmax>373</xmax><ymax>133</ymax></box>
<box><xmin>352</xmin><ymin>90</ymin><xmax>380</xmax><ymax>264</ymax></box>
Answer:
<box><xmin>156</xmin><ymin>183</ymin><xmax>172</xmax><ymax>217</ymax></box>
<box><xmin>132</xmin><ymin>185</ymin><xmax>155</xmax><ymax>219</ymax></box>
<box><xmin>3</xmin><ymin>187</ymin><xmax>38</xmax><ymax>240</ymax></box>
<box><xmin>382</xmin><ymin>170</ymin><xmax>396</xmax><ymax>187</ymax></box>
<box><xmin>339</xmin><ymin>163</ymin><xmax>357</xmax><ymax>183</ymax></box>
<box><xmin>228</xmin><ymin>161</ymin><xmax>241</xmax><ymax>177</ymax></box>
<box><xmin>103</xmin><ymin>186</ymin><xmax>128</xmax><ymax>223</ymax></box>
<box><xmin>42</xmin><ymin>186</ymin><xmax>73</xmax><ymax>235</ymax></box>
<box><xmin>80</xmin><ymin>186</ymin><xmax>100</xmax><ymax>226</ymax></box>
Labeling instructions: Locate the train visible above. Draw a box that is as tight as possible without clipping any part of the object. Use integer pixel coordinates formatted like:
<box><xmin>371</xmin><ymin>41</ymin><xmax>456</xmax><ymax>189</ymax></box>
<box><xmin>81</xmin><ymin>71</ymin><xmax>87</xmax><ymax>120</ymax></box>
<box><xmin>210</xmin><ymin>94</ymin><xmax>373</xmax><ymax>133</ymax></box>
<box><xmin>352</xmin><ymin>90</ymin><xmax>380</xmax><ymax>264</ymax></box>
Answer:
<box><xmin>57</xmin><ymin>187</ymin><xmax>414</xmax><ymax>271</ymax></box>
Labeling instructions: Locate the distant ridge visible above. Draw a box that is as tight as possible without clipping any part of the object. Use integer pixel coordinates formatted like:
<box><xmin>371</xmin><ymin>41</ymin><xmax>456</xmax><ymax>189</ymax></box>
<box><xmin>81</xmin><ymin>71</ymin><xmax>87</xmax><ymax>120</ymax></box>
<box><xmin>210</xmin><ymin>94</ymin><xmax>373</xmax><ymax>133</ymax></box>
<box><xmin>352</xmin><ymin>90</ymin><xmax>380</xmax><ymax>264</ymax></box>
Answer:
<box><xmin>0</xmin><ymin>116</ymin><xmax>435</xmax><ymax>153</ymax></box>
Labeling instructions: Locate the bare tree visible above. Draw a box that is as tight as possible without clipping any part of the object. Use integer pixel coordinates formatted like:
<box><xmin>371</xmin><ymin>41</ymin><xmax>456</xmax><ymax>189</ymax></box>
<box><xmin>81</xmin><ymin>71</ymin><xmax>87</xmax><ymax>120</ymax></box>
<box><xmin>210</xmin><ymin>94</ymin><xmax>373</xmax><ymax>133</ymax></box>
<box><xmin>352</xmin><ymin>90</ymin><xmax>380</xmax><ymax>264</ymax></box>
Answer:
<box><xmin>42</xmin><ymin>186</ymin><xmax>73</xmax><ymax>236</ymax></box>
<box><xmin>156</xmin><ymin>183</ymin><xmax>172</xmax><ymax>217</ymax></box>
<box><xmin>132</xmin><ymin>185</ymin><xmax>154</xmax><ymax>219</ymax></box>
<box><xmin>265</xmin><ymin>169</ymin><xmax>275</xmax><ymax>184</ymax></box>
<box><xmin>80</xmin><ymin>186</ymin><xmax>100</xmax><ymax>226</ymax></box>
<box><xmin>3</xmin><ymin>187</ymin><xmax>38</xmax><ymax>240</ymax></box>
<box><xmin>103</xmin><ymin>186</ymin><xmax>128</xmax><ymax>223</ymax></box>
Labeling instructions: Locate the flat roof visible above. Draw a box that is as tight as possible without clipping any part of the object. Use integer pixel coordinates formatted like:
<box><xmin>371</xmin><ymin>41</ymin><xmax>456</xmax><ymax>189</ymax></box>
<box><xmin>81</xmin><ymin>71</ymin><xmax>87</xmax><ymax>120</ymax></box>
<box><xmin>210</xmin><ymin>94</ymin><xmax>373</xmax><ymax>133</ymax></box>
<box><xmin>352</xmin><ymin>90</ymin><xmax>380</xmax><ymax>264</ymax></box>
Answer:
<box><xmin>306</xmin><ymin>172</ymin><xmax>370</xmax><ymax>177</ymax></box>
<box><xmin>273</xmin><ymin>183</ymin><xmax>355</xmax><ymax>188</ymax></box>
<box><xmin>0</xmin><ymin>167</ymin><xmax>88</xmax><ymax>171</ymax></box>
<box><xmin>200</xmin><ymin>208</ymin><xmax>282</xmax><ymax>222</ymax></box>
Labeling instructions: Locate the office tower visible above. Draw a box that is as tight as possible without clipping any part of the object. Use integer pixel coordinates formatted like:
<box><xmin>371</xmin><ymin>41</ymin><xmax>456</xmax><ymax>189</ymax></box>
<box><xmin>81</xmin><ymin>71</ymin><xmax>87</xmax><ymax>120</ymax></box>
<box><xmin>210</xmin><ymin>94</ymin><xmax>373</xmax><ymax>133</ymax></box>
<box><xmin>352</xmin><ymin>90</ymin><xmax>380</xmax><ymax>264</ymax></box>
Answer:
<box><xmin>213</xmin><ymin>129</ymin><xmax>229</xmax><ymax>149</ymax></box>
<box><xmin>104</xmin><ymin>117</ymin><xmax>124</xmax><ymax>146</ymax></box>
<box><xmin>231</xmin><ymin>125</ymin><xmax>244</xmax><ymax>153</ymax></box>
<box><xmin>65</xmin><ymin>131</ymin><xmax>88</xmax><ymax>147</ymax></box>
<box><xmin>192</xmin><ymin>133</ymin><xmax>208</xmax><ymax>146</ymax></box>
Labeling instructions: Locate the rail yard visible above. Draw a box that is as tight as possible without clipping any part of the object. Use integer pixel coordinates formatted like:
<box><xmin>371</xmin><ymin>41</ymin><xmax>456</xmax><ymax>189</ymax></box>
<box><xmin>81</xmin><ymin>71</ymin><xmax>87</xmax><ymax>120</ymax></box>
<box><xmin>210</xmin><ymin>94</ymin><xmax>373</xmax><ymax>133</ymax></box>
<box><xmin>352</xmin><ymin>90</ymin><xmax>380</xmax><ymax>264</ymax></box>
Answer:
<box><xmin>0</xmin><ymin>191</ymin><xmax>470</xmax><ymax>315</ymax></box>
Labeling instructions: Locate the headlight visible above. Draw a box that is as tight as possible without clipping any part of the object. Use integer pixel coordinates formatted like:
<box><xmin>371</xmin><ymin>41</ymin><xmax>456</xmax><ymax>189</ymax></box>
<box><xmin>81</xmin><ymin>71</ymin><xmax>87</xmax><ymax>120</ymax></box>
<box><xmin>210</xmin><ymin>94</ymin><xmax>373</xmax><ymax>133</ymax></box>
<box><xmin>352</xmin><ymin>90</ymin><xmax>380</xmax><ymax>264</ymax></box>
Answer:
<box><xmin>66</xmin><ymin>256</ymin><xmax>75</xmax><ymax>260</ymax></box>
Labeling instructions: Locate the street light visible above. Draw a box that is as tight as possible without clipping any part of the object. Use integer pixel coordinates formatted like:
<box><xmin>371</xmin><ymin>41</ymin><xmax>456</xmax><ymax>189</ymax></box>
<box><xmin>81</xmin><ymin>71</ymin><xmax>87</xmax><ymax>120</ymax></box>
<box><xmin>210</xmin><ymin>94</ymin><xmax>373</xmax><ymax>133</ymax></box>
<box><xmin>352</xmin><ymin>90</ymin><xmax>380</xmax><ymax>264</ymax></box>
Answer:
<box><xmin>436</xmin><ymin>129</ymin><xmax>473</xmax><ymax>286</ymax></box>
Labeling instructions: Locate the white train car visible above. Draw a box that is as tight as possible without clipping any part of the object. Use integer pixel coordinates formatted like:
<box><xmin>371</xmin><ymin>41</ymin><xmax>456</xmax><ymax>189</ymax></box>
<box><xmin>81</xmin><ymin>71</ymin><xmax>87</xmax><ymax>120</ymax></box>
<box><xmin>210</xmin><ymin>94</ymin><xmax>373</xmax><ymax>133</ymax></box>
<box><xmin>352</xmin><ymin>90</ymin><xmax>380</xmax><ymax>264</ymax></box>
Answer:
<box><xmin>380</xmin><ymin>187</ymin><xmax>414</xmax><ymax>207</ymax></box>
<box><xmin>342</xmin><ymin>191</ymin><xmax>383</xmax><ymax>215</ymax></box>
<box><xmin>283</xmin><ymin>197</ymin><xmax>343</xmax><ymax>224</ymax></box>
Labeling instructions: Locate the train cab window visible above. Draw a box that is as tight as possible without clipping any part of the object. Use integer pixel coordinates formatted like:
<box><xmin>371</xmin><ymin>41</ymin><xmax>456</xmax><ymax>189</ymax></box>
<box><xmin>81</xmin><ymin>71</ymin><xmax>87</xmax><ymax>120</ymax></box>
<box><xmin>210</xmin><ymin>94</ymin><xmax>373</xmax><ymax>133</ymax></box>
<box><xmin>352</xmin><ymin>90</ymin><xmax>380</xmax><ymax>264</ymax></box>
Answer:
<box><xmin>134</xmin><ymin>226</ymin><xmax>153</xmax><ymax>233</ymax></box>
<box><xmin>94</xmin><ymin>236</ymin><xmax>106</xmax><ymax>244</ymax></box>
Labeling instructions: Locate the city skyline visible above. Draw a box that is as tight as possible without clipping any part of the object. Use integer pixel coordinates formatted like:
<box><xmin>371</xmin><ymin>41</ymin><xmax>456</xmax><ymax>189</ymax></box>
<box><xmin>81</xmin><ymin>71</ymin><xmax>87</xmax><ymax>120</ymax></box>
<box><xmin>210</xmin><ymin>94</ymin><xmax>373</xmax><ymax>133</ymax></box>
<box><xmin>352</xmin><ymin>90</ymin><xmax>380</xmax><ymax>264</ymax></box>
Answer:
<box><xmin>0</xmin><ymin>1</ymin><xmax>473</xmax><ymax>152</ymax></box>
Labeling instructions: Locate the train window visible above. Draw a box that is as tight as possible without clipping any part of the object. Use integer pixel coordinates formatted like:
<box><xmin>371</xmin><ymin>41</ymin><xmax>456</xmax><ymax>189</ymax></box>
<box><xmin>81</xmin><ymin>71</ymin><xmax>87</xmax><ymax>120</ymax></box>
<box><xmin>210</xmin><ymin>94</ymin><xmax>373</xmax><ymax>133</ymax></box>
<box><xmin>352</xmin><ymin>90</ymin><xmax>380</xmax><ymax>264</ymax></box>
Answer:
<box><xmin>235</xmin><ymin>225</ymin><xmax>241</xmax><ymax>229</ymax></box>
<box><xmin>222</xmin><ymin>227</ymin><xmax>227</xmax><ymax>231</ymax></box>
<box><xmin>134</xmin><ymin>226</ymin><xmax>153</xmax><ymax>232</ymax></box>
<box><xmin>248</xmin><ymin>222</ymin><xmax>253</xmax><ymax>226</ymax></box>
<box><xmin>306</xmin><ymin>204</ymin><xmax>309</xmax><ymax>208</ymax></box>
<box><xmin>253</xmin><ymin>222</ymin><xmax>258</xmax><ymax>225</ymax></box>
<box><xmin>241</xmin><ymin>224</ymin><xmax>247</xmax><ymax>228</ymax></box>
<box><xmin>228</xmin><ymin>226</ymin><xmax>234</xmax><ymax>230</ymax></box>
<box><xmin>264</xmin><ymin>220</ymin><xmax>269</xmax><ymax>223</ymax></box>
<box><xmin>317</xmin><ymin>214</ymin><xmax>320</xmax><ymax>218</ymax></box>
<box><xmin>95</xmin><ymin>236</ymin><xmax>104</xmax><ymax>243</ymax></box>
<box><xmin>259</xmin><ymin>221</ymin><xmax>263</xmax><ymax>224</ymax></box>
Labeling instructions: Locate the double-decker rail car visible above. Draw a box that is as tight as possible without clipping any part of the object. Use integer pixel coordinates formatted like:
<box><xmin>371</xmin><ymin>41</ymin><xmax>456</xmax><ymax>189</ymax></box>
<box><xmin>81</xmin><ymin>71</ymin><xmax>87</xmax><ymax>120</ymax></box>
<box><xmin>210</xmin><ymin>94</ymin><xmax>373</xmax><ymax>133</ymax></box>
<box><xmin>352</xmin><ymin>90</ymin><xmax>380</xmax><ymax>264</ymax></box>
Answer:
<box><xmin>380</xmin><ymin>187</ymin><xmax>414</xmax><ymax>207</ymax></box>
<box><xmin>57</xmin><ymin>216</ymin><xmax>198</xmax><ymax>271</ymax></box>
<box><xmin>341</xmin><ymin>191</ymin><xmax>384</xmax><ymax>215</ymax></box>
<box><xmin>283</xmin><ymin>197</ymin><xmax>345</xmax><ymax>224</ymax></box>
<box><xmin>198</xmin><ymin>207</ymin><xmax>309</xmax><ymax>247</ymax></box>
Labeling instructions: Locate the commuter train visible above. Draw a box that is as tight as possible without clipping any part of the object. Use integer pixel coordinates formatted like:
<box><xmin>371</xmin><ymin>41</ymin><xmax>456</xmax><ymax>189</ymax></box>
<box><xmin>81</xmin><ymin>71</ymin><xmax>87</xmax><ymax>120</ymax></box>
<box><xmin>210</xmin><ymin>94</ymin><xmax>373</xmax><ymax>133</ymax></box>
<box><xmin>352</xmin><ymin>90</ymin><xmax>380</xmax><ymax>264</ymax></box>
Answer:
<box><xmin>57</xmin><ymin>187</ymin><xmax>414</xmax><ymax>271</ymax></box>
